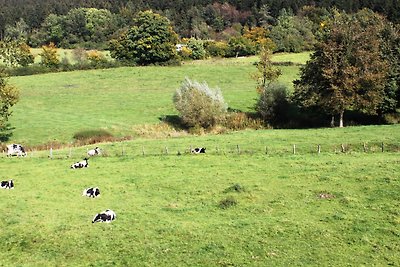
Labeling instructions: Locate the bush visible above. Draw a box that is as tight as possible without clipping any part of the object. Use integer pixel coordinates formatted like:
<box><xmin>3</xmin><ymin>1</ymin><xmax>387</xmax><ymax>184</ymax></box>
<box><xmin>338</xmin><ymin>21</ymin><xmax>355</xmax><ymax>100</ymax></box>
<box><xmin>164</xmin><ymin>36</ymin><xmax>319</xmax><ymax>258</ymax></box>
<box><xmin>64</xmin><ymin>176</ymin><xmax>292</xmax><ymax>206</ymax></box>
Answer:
<box><xmin>86</xmin><ymin>50</ymin><xmax>107</xmax><ymax>65</ymax></box>
<box><xmin>227</xmin><ymin>36</ymin><xmax>256</xmax><ymax>57</ymax></box>
<box><xmin>186</xmin><ymin>38</ymin><xmax>206</xmax><ymax>60</ymax></box>
<box><xmin>40</xmin><ymin>42</ymin><xmax>60</xmax><ymax>68</ymax></box>
<box><xmin>204</xmin><ymin>40</ymin><xmax>229</xmax><ymax>57</ymax></box>
<box><xmin>178</xmin><ymin>46</ymin><xmax>192</xmax><ymax>60</ymax></box>
<box><xmin>256</xmin><ymin>83</ymin><xmax>290</xmax><ymax>124</ymax></box>
<box><xmin>72</xmin><ymin>48</ymin><xmax>87</xmax><ymax>65</ymax></box>
<box><xmin>73</xmin><ymin>129</ymin><xmax>114</xmax><ymax>145</ymax></box>
<box><xmin>220</xmin><ymin>112</ymin><xmax>264</xmax><ymax>130</ymax></box>
<box><xmin>173</xmin><ymin>78</ymin><xmax>228</xmax><ymax>128</ymax></box>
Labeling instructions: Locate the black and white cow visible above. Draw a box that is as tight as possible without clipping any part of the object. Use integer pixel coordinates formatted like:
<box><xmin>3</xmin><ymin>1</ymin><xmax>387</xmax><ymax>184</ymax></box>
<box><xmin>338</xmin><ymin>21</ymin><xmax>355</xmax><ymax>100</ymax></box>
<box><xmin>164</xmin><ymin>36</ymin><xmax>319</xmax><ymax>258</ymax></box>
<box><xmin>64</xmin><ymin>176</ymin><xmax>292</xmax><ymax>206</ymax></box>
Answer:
<box><xmin>83</xmin><ymin>187</ymin><xmax>100</xmax><ymax>198</ymax></box>
<box><xmin>70</xmin><ymin>158</ymin><xmax>89</xmax><ymax>169</ymax></box>
<box><xmin>87</xmin><ymin>147</ymin><xmax>101</xmax><ymax>157</ymax></box>
<box><xmin>92</xmin><ymin>209</ymin><xmax>116</xmax><ymax>223</ymax></box>
<box><xmin>191</xmin><ymin>147</ymin><xmax>206</xmax><ymax>154</ymax></box>
<box><xmin>1</xmin><ymin>179</ymin><xmax>14</xmax><ymax>189</ymax></box>
<box><xmin>7</xmin><ymin>144</ymin><xmax>27</xmax><ymax>157</ymax></box>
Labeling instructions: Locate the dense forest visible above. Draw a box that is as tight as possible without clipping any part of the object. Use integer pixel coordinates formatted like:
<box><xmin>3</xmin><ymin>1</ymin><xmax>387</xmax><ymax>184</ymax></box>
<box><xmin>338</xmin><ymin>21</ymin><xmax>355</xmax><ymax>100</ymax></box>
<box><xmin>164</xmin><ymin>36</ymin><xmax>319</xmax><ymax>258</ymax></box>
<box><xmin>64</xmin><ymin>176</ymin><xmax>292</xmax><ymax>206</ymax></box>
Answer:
<box><xmin>0</xmin><ymin>0</ymin><xmax>399</xmax><ymax>42</ymax></box>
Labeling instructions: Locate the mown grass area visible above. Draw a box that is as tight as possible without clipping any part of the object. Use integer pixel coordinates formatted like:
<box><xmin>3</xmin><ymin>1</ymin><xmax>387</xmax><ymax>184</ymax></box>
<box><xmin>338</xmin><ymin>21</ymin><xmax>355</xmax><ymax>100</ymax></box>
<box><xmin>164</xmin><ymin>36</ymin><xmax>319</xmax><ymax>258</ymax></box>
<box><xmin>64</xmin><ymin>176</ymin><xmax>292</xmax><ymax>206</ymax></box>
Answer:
<box><xmin>9</xmin><ymin>54</ymin><xmax>302</xmax><ymax>145</ymax></box>
<box><xmin>0</xmin><ymin>147</ymin><xmax>399</xmax><ymax>266</ymax></box>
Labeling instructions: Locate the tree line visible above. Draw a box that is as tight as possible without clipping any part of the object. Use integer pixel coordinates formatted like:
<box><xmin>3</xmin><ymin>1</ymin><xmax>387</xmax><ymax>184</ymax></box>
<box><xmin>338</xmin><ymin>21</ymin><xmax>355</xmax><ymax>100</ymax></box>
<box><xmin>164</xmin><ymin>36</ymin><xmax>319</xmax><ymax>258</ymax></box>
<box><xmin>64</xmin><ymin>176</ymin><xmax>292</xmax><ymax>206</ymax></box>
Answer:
<box><xmin>1</xmin><ymin>0</ymin><xmax>400</xmax><ymax>44</ymax></box>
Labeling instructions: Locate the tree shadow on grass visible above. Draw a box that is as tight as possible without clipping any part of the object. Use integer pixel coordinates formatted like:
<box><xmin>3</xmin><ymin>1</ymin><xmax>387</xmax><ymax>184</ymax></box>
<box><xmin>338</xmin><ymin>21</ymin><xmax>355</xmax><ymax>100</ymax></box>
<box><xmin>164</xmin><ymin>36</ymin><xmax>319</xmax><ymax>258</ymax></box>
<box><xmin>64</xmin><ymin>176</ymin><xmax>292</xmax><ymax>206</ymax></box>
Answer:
<box><xmin>159</xmin><ymin>115</ymin><xmax>189</xmax><ymax>130</ymax></box>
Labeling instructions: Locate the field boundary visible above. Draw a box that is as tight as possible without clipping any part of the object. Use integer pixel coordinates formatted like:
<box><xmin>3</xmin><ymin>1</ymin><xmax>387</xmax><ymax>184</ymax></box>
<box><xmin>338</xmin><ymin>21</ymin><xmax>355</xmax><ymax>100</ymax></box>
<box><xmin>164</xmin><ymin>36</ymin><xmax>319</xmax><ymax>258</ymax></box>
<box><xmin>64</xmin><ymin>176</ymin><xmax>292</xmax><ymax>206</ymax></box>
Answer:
<box><xmin>2</xmin><ymin>141</ymin><xmax>399</xmax><ymax>159</ymax></box>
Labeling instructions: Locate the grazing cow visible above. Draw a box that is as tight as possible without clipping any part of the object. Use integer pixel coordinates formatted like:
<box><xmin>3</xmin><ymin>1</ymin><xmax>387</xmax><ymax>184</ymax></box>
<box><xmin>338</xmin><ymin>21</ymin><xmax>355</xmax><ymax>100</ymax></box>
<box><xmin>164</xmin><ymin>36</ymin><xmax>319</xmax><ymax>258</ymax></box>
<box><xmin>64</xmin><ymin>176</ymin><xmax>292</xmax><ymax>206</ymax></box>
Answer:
<box><xmin>70</xmin><ymin>158</ymin><xmax>89</xmax><ymax>169</ymax></box>
<box><xmin>83</xmin><ymin>187</ymin><xmax>100</xmax><ymax>198</ymax></box>
<box><xmin>92</xmin><ymin>209</ymin><xmax>116</xmax><ymax>223</ymax></box>
<box><xmin>0</xmin><ymin>179</ymin><xmax>14</xmax><ymax>189</ymax></box>
<box><xmin>87</xmin><ymin>147</ymin><xmax>101</xmax><ymax>157</ymax></box>
<box><xmin>7</xmin><ymin>144</ymin><xmax>27</xmax><ymax>157</ymax></box>
<box><xmin>191</xmin><ymin>147</ymin><xmax>206</xmax><ymax>154</ymax></box>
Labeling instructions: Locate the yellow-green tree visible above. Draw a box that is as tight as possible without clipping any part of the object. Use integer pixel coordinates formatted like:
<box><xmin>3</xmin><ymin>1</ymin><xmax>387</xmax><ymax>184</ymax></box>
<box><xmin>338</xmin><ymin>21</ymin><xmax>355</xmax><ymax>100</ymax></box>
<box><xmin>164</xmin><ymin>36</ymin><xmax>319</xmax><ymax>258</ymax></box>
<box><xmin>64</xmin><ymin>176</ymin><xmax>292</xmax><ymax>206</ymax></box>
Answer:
<box><xmin>0</xmin><ymin>38</ymin><xmax>34</xmax><ymax>67</ymax></box>
<box><xmin>40</xmin><ymin>42</ymin><xmax>60</xmax><ymax>68</ymax></box>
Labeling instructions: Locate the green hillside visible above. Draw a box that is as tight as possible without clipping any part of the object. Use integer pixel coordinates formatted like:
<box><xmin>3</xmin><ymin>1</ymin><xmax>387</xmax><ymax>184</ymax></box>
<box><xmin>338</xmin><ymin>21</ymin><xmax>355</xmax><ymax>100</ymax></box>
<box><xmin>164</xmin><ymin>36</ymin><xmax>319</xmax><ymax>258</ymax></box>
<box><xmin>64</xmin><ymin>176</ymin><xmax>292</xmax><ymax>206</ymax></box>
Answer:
<box><xmin>9</xmin><ymin>54</ymin><xmax>305</xmax><ymax>145</ymax></box>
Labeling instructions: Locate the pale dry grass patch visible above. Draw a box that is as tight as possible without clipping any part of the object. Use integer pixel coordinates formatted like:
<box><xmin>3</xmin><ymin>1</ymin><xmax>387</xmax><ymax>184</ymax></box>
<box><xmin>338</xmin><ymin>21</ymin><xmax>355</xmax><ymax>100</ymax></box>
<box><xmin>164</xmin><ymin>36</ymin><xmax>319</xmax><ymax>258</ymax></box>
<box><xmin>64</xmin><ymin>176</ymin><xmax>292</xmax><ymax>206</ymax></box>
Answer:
<box><xmin>132</xmin><ymin>123</ymin><xmax>189</xmax><ymax>139</ymax></box>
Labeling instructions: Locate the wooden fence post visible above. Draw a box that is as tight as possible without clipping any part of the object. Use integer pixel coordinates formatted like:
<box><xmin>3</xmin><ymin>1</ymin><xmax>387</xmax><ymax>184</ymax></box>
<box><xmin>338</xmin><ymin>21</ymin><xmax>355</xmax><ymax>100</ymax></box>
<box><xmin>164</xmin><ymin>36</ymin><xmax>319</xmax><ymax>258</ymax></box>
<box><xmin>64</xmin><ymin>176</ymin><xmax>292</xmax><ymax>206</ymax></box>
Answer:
<box><xmin>237</xmin><ymin>144</ymin><xmax>240</xmax><ymax>154</ymax></box>
<box><xmin>341</xmin><ymin>144</ymin><xmax>345</xmax><ymax>153</ymax></box>
<box><xmin>317</xmin><ymin>144</ymin><xmax>321</xmax><ymax>154</ymax></box>
<box><xmin>49</xmin><ymin>147</ymin><xmax>53</xmax><ymax>159</ymax></box>
<box><xmin>381</xmin><ymin>142</ymin><xmax>384</xmax><ymax>152</ymax></box>
<box><xmin>293</xmin><ymin>144</ymin><xmax>296</xmax><ymax>155</ymax></box>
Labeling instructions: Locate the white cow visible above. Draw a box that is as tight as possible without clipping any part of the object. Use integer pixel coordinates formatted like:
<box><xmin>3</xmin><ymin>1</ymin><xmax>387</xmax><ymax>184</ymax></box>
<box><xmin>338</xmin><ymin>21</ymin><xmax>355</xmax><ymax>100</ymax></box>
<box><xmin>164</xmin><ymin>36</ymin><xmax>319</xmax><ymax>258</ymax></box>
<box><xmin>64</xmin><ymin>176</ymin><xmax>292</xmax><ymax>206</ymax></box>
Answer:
<box><xmin>191</xmin><ymin>147</ymin><xmax>206</xmax><ymax>154</ymax></box>
<box><xmin>1</xmin><ymin>179</ymin><xmax>14</xmax><ymax>189</ymax></box>
<box><xmin>7</xmin><ymin>144</ymin><xmax>27</xmax><ymax>157</ymax></box>
<box><xmin>70</xmin><ymin>158</ymin><xmax>89</xmax><ymax>169</ymax></box>
<box><xmin>87</xmin><ymin>147</ymin><xmax>101</xmax><ymax>157</ymax></box>
<box><xmin>83</xmin><ymin>187</ymin><xmax>100</xmax><ymax>198</ymax></box>
<box><xmin>92</xmin><ymin>209</ymin><xmax>116</xmax><ymax>223</ymax></box>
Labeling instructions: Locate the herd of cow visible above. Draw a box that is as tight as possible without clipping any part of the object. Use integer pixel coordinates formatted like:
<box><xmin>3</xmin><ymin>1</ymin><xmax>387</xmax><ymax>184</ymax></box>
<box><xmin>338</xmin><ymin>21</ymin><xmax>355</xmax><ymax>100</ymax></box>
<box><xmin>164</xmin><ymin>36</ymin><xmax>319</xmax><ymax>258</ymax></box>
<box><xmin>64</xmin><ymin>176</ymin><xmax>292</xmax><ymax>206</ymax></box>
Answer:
<box><xmin>2</xmin><ymin>143</ymin><xmax>206</xmax><ymax>223</ymax></box>
<box><xmin>2</xmin><ymin>144</ymin><xmax>116</xmax><ymax>223</ymax></box>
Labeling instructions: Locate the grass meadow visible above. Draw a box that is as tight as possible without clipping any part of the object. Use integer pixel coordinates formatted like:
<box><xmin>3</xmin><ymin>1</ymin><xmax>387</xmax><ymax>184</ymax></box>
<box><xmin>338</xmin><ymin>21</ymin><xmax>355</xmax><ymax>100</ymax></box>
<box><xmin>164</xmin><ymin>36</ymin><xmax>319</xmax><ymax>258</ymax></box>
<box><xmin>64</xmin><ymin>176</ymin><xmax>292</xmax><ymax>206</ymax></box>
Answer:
<box><xmin>2</xmin><ymin>52</ymin><xmax>399</xmax><ymax>266</ymax></box>
<box><xmin>0</xmin><ymin>144</ymin><xmax>399</xmax><ymax>266</ymax></box>
<box><xmin>9</xmin><ymin>53</ymin><xmax>303</xmax><ymax>145</ymax></box>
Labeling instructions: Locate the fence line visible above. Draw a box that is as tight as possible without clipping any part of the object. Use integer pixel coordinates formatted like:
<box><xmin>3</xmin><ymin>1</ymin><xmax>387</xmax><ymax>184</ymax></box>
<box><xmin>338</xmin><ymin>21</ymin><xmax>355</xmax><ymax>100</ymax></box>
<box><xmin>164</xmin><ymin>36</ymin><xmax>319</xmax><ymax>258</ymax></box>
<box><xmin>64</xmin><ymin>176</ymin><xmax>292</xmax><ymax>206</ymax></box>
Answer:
<box><xmin>2</xmin><ymin>142</ymin><xmax>399</xmax><ymax>159</ymax></box>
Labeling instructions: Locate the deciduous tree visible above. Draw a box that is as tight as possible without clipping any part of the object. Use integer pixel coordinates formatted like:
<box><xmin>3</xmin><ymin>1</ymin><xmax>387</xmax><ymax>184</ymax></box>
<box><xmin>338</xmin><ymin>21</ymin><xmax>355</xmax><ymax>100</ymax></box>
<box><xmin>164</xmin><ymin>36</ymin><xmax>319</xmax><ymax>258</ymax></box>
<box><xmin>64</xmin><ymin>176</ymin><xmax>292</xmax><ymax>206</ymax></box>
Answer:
<box><xmin>0</xmin><ymin>38</ymin><xmax>34</xmax><ymax>67</ymax></box>
<box><xmin>293</xmin><ymin>9</ymin><xmax>390</xmax><ymax>127</ymax></box>
<box><xmin>109</xmin><ymin>10</ymin><xmax>178</xmax><ymax>65</ymax></box>
<box><xmin>0</xmin><ymin>70</ymin><xmax>19</xmax><ymax>141</ymax></box>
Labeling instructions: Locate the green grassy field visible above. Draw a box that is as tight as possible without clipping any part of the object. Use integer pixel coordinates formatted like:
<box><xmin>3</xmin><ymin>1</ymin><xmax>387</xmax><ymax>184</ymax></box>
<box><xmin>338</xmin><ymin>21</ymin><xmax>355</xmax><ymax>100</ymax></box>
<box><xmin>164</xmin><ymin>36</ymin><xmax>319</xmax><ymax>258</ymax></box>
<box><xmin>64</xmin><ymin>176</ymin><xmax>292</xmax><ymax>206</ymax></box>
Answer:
<box><xmin>2</xmin><ymin>53</ymin><xmax>399</xmax><ymax>266</ymax></box>
<box><xmin>9</xmin><ymin>54</ymin><xmax>301</xmax><ymax>145</ymax></box>
<box><xmin>0</xmin><ymin>144</ymin><xmax>399</xmax><ymax>266</ymax></box>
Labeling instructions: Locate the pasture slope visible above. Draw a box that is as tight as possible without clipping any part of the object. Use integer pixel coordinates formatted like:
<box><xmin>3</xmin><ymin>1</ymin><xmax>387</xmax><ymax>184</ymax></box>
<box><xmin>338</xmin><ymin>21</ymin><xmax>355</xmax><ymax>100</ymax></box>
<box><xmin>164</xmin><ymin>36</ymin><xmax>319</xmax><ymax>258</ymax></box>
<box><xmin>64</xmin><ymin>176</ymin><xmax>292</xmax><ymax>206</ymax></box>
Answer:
<box><xmin>8</xmin><ymin>54</ymin><xmax>303</xmax><ymax>145</ymax></box>
<box><xmin>0</xmin><ymin>125</ymin><xmax>400</xmax><ymax>266</ymax></box>
<box><xmin>1</xmin><ymin>53</ymin><xmax>399</xmax><ymax>266</ymax></box>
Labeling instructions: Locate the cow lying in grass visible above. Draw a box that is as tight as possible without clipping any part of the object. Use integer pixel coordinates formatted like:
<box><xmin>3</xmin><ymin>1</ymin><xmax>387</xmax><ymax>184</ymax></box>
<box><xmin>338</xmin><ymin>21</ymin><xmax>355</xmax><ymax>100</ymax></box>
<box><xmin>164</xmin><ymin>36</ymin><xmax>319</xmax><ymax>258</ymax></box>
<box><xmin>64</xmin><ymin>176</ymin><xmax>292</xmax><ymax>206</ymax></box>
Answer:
<box><xmin>7</xmin><ymin>144</ymin><xmax>27</xmax><ymax>157</ymax></box>
<box><xmin>191</xmin><ymin>147</ymin><xmax>206</xmax><ymax>154</ymax></box>
<box><xmin>87</xmin><ymin>147</ymin><xmax>101</xmax><ymax>157</ymax></box>
<box><xmin>83</xmin><ymin>187</ymin><xmax>100</xmax><ymax>198</ymax></box>
<box><xmin>92</xmin><ymin>209</ymin><xmax>116</xmax><ymax>223</ymax></box>
<box><xmin>70</xmin><ymin>158</ymin><xmax>89</xmax><ymax>169</ymax></box>
<box><xmin>1</xmin><ymin>179</ymin><xmax>14</xmax><ymax>189</ymax></box>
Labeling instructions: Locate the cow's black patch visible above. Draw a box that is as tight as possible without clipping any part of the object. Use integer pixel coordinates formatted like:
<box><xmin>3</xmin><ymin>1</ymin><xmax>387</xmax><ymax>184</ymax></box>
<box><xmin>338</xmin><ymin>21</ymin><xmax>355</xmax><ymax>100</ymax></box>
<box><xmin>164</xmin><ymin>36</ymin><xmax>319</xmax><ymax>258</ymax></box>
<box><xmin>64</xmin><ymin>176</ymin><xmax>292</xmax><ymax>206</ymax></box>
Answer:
<box><xmin>0</xmin><ymin>180</ymin><xmax>14</xmax><ymax>189</ymax></box>
<box><xmin>192</xmin><ymin>147</ymin><xmax>206</xmax><ymax>154</ymax></box>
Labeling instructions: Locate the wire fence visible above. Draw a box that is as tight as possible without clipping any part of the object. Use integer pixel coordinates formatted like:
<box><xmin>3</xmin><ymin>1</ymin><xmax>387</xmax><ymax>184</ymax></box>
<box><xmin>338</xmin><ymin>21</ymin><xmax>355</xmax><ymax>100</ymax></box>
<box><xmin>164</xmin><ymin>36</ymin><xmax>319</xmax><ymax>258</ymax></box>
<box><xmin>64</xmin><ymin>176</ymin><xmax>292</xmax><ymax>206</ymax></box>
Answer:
<box><xmin>2</xmin><ymin>141</ymin><xmax>400</xmax><ymax>159</ymax></box>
